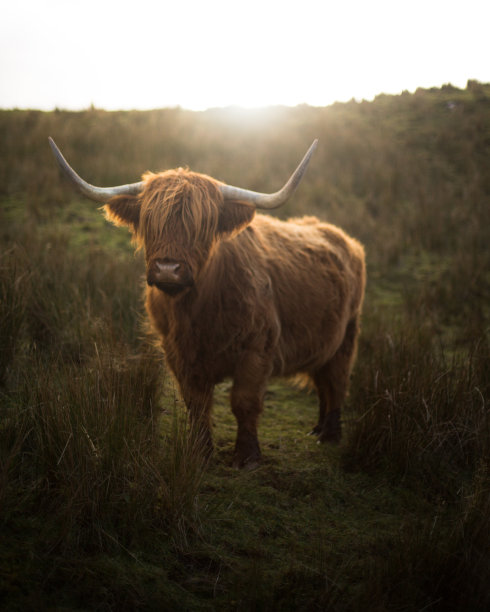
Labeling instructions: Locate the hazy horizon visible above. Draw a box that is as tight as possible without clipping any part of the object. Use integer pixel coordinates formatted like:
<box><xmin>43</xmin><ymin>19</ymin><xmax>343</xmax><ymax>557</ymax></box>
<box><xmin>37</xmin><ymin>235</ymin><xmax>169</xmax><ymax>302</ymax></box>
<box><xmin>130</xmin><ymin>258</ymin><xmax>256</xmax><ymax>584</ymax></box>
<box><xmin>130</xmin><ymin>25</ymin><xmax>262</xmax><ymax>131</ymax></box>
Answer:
<box><xmin>1</xmin><ymin>79</ymin><xmax>486</xmax><ymax>114</ymax></box>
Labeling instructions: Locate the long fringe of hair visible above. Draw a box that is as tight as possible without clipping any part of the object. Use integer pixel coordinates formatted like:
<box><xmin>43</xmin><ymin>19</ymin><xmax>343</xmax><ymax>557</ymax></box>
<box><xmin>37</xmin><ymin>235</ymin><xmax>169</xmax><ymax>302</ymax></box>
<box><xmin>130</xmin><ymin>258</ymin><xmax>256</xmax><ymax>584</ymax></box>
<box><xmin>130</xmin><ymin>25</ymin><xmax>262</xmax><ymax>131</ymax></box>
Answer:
<box><xmin>138</xmin><ymin>169</ymin><xmax>223</xmax><ymax>263</ymax></box>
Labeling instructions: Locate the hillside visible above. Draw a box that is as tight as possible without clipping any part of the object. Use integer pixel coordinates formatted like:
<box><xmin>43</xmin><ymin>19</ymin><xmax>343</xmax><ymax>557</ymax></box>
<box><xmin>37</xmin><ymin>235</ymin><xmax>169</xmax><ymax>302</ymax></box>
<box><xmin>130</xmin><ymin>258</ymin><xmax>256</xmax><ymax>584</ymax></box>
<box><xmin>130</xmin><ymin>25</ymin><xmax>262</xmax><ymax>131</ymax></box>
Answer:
<box><xmin>0</xmin><ymin>82</ymin><xmax>489</xmax><ymax>610</ymax></box>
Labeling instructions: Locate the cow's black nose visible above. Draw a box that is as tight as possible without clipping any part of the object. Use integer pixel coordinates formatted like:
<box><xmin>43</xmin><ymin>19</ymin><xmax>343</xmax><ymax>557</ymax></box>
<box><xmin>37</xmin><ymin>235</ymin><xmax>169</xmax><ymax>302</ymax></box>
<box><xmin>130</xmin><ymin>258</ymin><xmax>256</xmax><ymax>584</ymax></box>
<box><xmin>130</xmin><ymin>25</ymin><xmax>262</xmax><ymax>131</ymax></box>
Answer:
<box><xmin>147</xmin><ymin>259</ymin><xmax>193</xmax><ymax>295</ymax></box>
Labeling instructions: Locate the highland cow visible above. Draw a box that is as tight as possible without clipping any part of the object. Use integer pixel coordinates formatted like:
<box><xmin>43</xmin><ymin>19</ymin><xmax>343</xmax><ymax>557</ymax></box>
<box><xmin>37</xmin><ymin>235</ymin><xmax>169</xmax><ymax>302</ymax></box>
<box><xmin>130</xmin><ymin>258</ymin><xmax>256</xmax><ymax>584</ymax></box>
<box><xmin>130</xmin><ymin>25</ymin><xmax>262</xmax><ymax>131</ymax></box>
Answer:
<box><xmin>49</xmin><ymin>137</ymin><xmax>365</xmax><ymax>468</ymax></box>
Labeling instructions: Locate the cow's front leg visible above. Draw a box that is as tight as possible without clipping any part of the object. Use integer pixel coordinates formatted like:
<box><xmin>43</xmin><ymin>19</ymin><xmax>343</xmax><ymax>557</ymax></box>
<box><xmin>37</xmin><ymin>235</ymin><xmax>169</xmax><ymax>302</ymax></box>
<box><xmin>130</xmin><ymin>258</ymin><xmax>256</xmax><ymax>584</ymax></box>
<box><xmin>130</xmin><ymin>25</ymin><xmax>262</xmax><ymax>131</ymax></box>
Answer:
<box><xmin>231</xmin><ymin>353</ymin><xmax>271</xmax><ymax>469</ymax></box>
<box><xmin>181</xmin><ymin>382</ymin><xmax>214</xmax><ymax>459</ymax></box>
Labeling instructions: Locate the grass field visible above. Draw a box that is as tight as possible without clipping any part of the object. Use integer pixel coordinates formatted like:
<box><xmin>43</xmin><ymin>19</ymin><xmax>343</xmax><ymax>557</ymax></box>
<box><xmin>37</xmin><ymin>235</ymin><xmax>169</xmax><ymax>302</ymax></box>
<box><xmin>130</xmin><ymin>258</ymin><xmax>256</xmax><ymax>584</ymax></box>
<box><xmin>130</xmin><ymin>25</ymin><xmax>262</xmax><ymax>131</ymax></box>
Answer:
<box><xmin>1</xmin><ymin>82</ymin><xmax>489</xmax><ymax>610</ymax></box>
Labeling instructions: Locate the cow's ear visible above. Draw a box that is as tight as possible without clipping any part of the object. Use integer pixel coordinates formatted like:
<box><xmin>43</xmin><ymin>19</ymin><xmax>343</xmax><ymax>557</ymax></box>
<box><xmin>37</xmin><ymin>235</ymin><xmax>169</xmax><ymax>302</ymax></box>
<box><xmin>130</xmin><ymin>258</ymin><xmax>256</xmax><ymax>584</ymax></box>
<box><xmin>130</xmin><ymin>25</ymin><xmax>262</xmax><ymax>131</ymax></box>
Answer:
<box><xmin>104</xmin><ymin>195</ymin><xmax>140</xmax><ymax>232</ymax></box>
<box><xmin>217</xmin><ymin>201</ymin><xmax>255</xmax><ymax>236</ymax></box>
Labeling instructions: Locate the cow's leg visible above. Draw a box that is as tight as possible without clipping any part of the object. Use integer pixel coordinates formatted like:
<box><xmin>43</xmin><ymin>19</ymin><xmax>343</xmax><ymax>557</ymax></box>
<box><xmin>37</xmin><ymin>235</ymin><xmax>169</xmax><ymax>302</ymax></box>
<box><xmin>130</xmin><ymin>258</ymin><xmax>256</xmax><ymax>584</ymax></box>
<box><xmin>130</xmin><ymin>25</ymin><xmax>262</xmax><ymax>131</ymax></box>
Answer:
<box><xmin>231</xmin><ymin>352</ymin><xmax>271</xmax><ymax>469</ymax></box>
<box><xmin>312</xmin><ymin>316</ymin><xmax>360</xmax><ymax>443</ymax></box>
<box><xmin>308</xmin><ymin>407</ymin><xmax>325</xmax><ymax>437</ymax></box>
<box><xmin>181</xmin><ymin>383</ymin><xmax>214</xmax><ymax>458</ymax></box>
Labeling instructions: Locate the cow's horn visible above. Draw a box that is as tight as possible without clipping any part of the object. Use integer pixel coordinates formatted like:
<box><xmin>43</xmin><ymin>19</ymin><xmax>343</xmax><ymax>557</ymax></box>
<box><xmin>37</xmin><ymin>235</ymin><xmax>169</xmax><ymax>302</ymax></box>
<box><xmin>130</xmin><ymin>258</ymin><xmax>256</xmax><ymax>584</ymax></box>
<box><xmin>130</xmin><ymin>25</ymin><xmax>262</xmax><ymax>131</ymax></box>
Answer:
<box><xmin>219</xmin><ymin>139</ymin><xmax>318</xmax><ymax>209</ymax></box>
<box><xmin>48</xmin><ymin>137</ymin><xmax>144</xmax><ymax>203</ymax></box>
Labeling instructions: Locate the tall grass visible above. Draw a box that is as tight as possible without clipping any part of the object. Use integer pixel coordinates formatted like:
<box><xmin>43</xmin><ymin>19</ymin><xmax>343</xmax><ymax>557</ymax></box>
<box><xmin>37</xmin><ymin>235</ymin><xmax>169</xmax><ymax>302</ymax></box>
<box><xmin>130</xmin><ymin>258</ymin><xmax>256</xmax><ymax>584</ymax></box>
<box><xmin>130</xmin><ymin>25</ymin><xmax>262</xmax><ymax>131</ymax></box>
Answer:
<box><xmin>2</xmin><ymin>352</ymin><xmax>207</xmax><ymax>549</ymax></box>
<box><xmin>0</xmin><ymin>248</ymin><xmax>26</xmax><ymax>386</ymax></box>
<box><xmin>341</xmin><ymin>307</ymin><xmax>489</xmax><ymax>609</ymax></box>
<box><xmin>0</xmin><ymin>217</ymin><xmax>206</xmax><ymax>558</ymax></box>
<box><xmin>345</xmin><ymin>319</ymin><xmax>489</xmax><ymax>490</ymax></box>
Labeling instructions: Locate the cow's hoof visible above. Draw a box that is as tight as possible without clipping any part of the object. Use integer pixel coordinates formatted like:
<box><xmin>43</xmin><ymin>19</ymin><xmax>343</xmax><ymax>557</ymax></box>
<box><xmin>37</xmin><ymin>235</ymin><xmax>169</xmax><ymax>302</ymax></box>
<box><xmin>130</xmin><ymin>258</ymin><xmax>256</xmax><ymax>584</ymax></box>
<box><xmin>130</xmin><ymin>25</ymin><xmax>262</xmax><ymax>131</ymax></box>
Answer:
<box><xmin>317</xmin><ymin>431</ymin><xmax>341</xmax><ymax>444</ymax></box>
<box><xmin>232</xmin><ymin>454</ymin><xmax>262</xmax><ymax>470</ymax></box>
<box><xmin>307</xmin><ymin>425</ymin><xmax>322</xmax><ymax>436</ymax></box>
<box><xmin>317</xmin><ymin>411</ymin><xmax>342</xmax><ymax>444</ymax></box>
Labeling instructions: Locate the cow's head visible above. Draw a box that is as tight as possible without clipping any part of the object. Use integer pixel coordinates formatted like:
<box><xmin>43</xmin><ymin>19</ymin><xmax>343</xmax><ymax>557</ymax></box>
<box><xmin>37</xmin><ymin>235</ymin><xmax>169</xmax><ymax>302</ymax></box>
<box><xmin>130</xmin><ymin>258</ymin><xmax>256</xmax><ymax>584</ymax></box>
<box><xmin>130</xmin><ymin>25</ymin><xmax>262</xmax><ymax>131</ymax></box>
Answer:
<box><xmin>48</xmin><ymin>138</ymin><xmax>317</xmax><ymax>296</ymax></box>
<box><xmin>106</xmin><ymin>169</ymin><xmax>258</xmax><ymax>296</ymax></box>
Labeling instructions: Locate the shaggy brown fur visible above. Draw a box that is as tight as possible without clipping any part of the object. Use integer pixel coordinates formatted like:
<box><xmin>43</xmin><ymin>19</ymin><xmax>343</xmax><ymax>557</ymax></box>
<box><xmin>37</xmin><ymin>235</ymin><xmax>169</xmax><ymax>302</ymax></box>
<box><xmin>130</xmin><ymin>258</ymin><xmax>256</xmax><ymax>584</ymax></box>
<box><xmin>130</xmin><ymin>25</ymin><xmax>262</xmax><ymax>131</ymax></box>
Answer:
<box><xmin>106</xmin><ymin>168</ymin><xmax>366</xmax><ymax>468</ymax></box>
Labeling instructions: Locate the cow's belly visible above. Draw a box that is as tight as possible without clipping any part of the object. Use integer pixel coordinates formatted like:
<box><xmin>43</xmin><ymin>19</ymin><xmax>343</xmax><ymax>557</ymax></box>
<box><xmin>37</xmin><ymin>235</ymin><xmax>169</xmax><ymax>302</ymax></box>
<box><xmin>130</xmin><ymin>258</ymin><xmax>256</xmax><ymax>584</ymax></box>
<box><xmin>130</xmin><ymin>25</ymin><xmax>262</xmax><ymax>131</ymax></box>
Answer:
<box><xmin>272</xmin><ymin>311</ymin><xmax>349</xmax><ymax>376</ymax></box>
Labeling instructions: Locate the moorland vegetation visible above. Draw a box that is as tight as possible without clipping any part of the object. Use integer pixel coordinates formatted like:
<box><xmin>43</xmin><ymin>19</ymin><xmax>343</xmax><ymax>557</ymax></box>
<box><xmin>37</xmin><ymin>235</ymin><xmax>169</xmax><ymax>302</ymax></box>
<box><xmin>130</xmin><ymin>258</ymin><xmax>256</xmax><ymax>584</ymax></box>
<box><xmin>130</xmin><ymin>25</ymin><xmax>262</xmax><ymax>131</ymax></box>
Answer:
<box><xmin>0</xmin><ymin>81</ymin><xmax>489</xmax><ymax>610</ymax></box>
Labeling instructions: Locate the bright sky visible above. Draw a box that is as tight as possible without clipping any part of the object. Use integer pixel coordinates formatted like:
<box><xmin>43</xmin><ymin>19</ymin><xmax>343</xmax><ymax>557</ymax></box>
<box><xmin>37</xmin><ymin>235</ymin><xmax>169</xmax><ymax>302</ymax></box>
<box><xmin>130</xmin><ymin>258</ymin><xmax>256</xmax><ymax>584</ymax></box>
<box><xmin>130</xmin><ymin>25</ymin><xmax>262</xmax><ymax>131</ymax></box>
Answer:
<box><xmin>1</xmin><ymin>0</ymin><xmax>488</xmax><ymax>111</ymax></box>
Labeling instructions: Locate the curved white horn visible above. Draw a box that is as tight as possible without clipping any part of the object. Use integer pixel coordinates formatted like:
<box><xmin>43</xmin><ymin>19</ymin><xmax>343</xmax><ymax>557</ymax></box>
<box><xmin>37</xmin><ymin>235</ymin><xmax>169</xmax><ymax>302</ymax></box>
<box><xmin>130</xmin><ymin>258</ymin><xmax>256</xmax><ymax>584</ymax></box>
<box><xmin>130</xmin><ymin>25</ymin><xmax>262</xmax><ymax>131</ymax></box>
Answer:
<box><xmin>219</xmin><ymin>139</ymin><xmax>318</xmax><ymax>209</ymax></box>
<box><xmin>48</xmin><ymin>137</ymin><xmax>144</xmax><ymax>203</ymax></box>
